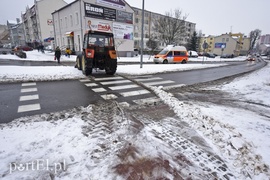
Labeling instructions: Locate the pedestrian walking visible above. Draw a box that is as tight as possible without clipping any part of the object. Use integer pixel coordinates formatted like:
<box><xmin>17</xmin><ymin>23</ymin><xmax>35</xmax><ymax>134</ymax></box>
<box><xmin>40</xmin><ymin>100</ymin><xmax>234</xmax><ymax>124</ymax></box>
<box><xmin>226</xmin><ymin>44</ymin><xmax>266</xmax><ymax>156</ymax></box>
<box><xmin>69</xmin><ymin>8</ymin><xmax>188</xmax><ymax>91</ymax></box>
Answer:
<box><xmin>65</xmin><ymin>47</ymin><xmax>71</xmax><ymax>58</ymax></box>
<box><xmin>54</xmin><ymin>46</ymin><xmax>61</xmax><ymax>64</ymax></box>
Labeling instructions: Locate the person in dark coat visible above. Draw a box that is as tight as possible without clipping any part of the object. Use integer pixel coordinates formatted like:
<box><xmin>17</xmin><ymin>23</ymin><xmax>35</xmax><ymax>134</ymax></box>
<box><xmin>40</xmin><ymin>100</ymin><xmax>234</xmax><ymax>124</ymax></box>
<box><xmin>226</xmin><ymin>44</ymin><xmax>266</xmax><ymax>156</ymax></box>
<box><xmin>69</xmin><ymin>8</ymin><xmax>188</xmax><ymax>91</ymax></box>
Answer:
<box><xmin>54</xmin><ymin>46</ymin><xmax>61</xmax><ymax>64</ymax></box>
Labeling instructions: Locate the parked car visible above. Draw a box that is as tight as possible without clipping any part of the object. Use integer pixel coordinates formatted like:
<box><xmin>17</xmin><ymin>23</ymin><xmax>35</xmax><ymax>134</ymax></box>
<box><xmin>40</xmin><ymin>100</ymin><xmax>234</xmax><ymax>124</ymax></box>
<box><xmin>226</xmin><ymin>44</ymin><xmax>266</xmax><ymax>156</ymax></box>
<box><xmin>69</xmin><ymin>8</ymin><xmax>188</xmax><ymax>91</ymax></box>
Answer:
<box><xmin>14</xmin><ymin>45</ymin><xmax>33</xmax><ymax>51</ymax></box>
<box><xmin>221</xmin><ymin>54</ymin><xmax>234</xmax><ymax>58</ymax></box>
<box><xmin>188</xmin><ymin>50</ymin><xmax>198</xmax><ymax>58</ymax></box>
<box><xmin>203</xmin><ymin>52</ymin><xmax>215</xmax><ymax>58</ymax></box>
<box><xmin>247</xmin><ymin>55</ymin><xmax>255</xmax><ymax>61</ymax></box>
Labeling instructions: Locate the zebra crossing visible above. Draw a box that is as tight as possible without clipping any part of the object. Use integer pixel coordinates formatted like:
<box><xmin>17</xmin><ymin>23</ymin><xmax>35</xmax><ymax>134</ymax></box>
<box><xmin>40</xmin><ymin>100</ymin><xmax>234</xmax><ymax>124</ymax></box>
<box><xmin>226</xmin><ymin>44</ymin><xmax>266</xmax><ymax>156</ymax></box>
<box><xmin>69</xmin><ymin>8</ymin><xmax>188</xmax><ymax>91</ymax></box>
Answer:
<box><xmin>18</xmin><ymin>82</ymin><xmax>41</xmax><ymax>113</ymax></box>
<box><xmin>79</xmin><ymin>75</ymin><xmax>180</xmax><ymax>106</ymax></box>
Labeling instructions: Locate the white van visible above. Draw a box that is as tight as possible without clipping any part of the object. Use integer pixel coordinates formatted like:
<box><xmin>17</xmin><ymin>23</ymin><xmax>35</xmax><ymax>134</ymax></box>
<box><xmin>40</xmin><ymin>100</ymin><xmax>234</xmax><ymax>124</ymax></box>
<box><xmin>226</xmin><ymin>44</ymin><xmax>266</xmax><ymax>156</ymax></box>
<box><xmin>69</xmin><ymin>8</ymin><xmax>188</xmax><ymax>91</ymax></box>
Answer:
<box><xmin>153</xmin><ymin>45</ymin><xmax>189</xmax><ymax>64</ymax></box>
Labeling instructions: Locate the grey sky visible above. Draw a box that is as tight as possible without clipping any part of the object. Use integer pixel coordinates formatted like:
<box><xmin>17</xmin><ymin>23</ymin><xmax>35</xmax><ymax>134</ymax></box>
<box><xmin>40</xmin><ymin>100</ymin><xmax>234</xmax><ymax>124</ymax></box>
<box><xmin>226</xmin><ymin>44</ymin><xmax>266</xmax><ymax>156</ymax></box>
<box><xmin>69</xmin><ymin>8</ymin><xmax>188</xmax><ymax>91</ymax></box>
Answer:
<box><xmin>1</xmin><ymin>0</ymin><xmax>269</xmax><ymax>36</ymax></box>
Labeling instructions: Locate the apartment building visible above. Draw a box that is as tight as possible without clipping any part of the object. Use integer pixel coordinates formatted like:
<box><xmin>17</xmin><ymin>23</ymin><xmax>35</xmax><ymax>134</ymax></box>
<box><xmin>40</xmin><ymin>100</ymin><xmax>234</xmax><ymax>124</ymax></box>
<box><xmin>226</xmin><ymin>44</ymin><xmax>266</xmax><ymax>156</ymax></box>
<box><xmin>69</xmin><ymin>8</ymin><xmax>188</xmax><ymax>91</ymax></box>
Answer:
<box><xmin>21</xmin><ymin>0</ymin><xmax>67</xmax><ymax>47</ymax></box>
<box><xmin>132</xmin><ymin>7</ymin><xmax>196</xmax><ymax>50</ymax></box>
<box><xmin>7</xmin><ymin>19</ymin><xmax>25</xmax><ymax>47</ymax></box>
<box><xmin>259</xmin><ymin>34</ymin><xmax>270</xmax><ymax>44</ymax></box>
<box><xmin>200</xmin><ymin>35</ymin><xmax>215</xmax><ymax>53</ymax></box>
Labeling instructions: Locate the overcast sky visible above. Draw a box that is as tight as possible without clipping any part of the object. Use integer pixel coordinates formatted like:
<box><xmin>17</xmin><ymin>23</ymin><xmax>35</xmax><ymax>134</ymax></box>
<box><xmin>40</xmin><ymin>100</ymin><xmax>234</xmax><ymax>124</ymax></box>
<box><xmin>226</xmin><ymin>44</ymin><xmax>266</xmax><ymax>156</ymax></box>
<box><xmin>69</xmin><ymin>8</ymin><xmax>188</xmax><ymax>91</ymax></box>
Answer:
<box><xmin>1</xmin><ymin>0</ymin><xmax>269</xmax><ymax>36</ymax></box>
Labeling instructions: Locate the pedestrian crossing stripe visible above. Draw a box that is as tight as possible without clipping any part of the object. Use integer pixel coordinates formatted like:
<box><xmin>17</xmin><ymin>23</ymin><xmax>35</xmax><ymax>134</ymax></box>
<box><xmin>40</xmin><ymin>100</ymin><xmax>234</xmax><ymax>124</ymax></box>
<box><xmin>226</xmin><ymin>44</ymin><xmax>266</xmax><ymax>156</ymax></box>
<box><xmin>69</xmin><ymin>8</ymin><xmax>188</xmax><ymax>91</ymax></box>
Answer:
<box><xmin>94</xmin><ymin>76</ymin><xmax>123</xmax><ymax>81</ymax></box>
<box><xmin>19</xmin><ymin>94</ymin><xmax>39</xmax><ymax>101</ymax></box>
<box><xmin>18</xmin><ymin>103</ymin><xmax>41</xmax><ymax>113</ymax></box>
<box><xmin>100</xmin><ymin>80</ymin><xmax>131</xmax><ymax>85</ymax></box>
<box><xmin>120</xmin><ymin>90</ymin><xmax>150</xmax><ymax>97</ymax></box>
<box><xmin>21</xmin><ymin>88</ymin><xmax>38</xmax><ymax>93</ymax></box>
<box><xmin>109</xmin><ymin>84</ymin><xmax>139</xmax><ymax>90</ymax></box>
<box><xmin>85</xmin><ymin>83</ymin><xmax>98</xmax><ymax>87</ymax></box>
<box><xmin>144</xmin><ymin>80</ymin><xmax>175</xmax><ymax>86</ymax></box>
<box><xmin>134</xmin><ymin>77</ymin><xmax>163</xmax><ymax>82</ymax></box>
<box><xmin>80</xmin><ymin>79</ymin><xmax>91</xmax><ymax>83</ymax></box>
<box><xmin>92</xmin><ymin>87</ymin><xmax>107</xmax><ymax>92</ymax></box>
<box><xmin>22</xmin><ymin>82</ymin><xmax>37</xmax><ymax>86</ymax></box>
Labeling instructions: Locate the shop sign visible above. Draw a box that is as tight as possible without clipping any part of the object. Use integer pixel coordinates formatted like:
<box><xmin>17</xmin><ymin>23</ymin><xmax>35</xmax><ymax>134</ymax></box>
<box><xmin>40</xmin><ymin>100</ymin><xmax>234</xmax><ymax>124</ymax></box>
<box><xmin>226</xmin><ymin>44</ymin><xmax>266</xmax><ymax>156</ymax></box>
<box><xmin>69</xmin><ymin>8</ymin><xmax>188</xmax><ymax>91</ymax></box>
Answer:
<box><xmin>85</xmin><ymin>3</ymin><xmax>116</xmax><ymax>21</ymax></box>
<box><xmin>97</xmin><ymin>0</ymin><xmax>125</xmax><ymax>10</ymax></box>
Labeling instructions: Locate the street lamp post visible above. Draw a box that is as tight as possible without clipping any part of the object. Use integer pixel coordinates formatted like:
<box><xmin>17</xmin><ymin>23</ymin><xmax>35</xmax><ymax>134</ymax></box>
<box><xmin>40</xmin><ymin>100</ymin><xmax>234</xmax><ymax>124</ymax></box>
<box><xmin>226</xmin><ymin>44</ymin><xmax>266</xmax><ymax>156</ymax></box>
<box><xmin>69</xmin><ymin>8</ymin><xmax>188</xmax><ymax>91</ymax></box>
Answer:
<box><xmin>140</xmin><ymin>0</ymin><xmax>145</xmax><ymax>68</ymax></box>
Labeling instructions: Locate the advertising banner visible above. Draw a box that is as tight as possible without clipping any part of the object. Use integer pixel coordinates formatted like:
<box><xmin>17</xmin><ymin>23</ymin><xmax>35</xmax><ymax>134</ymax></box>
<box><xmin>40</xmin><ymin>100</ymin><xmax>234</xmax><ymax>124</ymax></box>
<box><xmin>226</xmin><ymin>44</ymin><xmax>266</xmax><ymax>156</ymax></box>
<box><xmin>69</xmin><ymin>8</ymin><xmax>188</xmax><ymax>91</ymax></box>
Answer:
<box><xmin>116</xmin><ymin>10</ymin><xmax>133</xmax><ymax>24</ymax></box>
<box><xmin>86</xmin><ymin>18</ymin><xmax>113</xmax><ymax>33</ymax></box>
<box><xmin>84</xmin><ymin>3</ymin><xmax>116</xmax><ymax>21</ymax></box>
<box><xmin>215</xmin><ymin>43</ymin><xmax>226</xmax><ymax>48</ymax></box>
<box><xmin>113</xmin><ymin>22</ymin><xmax>133</xmax><ymax>40</ymax></box>
<box><xmin>97</xmin><ymin>0</ymin><xmax>125</xmax><ymax>10</ymax></box>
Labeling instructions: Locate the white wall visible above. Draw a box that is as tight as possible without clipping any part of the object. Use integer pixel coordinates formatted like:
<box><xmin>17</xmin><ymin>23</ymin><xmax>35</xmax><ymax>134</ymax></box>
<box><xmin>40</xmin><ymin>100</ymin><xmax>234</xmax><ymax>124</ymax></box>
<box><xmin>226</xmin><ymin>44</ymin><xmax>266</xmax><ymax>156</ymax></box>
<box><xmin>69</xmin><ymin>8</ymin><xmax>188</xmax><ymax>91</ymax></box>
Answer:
<box><xmin>37</xmin><ymin>0</ymin><xmax>67</xmax><ymax>41</ymax></box>
<box><xmin>53</xmin><ymin>0</ymin><xmax>135</xmax><ymax>55</ymax></box>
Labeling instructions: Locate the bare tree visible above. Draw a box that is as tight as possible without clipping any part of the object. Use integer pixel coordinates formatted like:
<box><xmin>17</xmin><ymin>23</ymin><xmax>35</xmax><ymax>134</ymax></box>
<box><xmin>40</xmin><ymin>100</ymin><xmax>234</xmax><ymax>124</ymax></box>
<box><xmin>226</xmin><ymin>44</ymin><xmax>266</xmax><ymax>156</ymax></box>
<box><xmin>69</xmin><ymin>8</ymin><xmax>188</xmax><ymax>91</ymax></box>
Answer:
<box><xmin>249</xmin><ymin>29</ymin><xmax>261</xmax><ymax>51</ymax></box>
<box><xmin>153</xmin><ymin>9</ymin><xmax>188</xmax><ymax>45</ymax></box>
<box><xmin>146</xmin><ymin>35</ymin><xmax>159</xmax><ymax>52</ymax></box>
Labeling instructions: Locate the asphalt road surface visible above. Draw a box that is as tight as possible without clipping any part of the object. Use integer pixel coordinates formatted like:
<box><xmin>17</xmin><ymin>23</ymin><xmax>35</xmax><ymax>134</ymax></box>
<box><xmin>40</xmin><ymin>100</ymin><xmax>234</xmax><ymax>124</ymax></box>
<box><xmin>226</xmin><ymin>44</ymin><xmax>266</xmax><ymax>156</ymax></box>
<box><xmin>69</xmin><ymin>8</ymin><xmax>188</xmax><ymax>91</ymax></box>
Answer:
<box><xmin>0</xmin><ymin>58</ymin><xmax>266</xmax><ymax>123</ymax></box>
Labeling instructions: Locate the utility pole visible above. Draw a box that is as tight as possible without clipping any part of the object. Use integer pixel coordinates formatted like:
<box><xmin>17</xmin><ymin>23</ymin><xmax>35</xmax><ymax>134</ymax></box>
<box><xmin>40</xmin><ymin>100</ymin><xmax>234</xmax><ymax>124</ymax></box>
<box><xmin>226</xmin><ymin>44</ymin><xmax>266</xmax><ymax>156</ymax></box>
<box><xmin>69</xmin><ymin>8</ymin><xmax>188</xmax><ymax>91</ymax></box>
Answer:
<box><xmin>140</xmin><ymin>0</ymin><xmax>145</xmax><ymax>68</ymax></box>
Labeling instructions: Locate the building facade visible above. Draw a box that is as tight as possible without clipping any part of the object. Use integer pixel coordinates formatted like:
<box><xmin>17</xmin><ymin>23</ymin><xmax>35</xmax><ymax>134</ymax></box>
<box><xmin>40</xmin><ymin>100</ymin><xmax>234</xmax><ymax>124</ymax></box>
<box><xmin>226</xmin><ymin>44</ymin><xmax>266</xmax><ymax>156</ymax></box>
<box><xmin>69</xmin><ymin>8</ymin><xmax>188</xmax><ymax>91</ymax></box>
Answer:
<box><xmin>259</xmin><ymin>34</ymin><xmax>270</xmax><ymax>45</ymax></box>
<box><xmin>213</xmin><ymin>33</ymin><xmax>250</xmax><ymax>56</ymax></box>
<box><xmin>132</xmin><ymin>7</ymin><xmax>196</xmax><ymax>50</ymax></box>
<box><xmin>21</xmin><ymin>0</ymin><xmax>67</xmax><ymax>47</ymax></box>
<box><xmin>0</xmin><ymin>25</ymin><xmax>10</xmax><ymax>46</ymax></box>
<box><xmin>7</xmin><ymin>20</ymin><xmax>25</xmax><ymax>47</ymax></box>
<box><xmin>200</xmin><ymin>35</ymin><xmax>215</xmax><ymax>53</ymax></box>
<box><xmin>52</xmin><ymin>0</ymin><xmax>134</xmax><ymax>56</ymax></box>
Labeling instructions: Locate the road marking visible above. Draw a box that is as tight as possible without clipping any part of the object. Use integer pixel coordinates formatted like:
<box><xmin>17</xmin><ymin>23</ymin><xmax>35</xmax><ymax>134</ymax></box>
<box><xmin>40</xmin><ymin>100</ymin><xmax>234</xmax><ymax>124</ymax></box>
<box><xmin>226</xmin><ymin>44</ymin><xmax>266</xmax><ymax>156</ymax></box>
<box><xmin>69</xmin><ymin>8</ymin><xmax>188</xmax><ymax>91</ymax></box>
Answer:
<box><xmin>21</xmin><ymin>88</ymin><xmax>38</xmax><ymax>93</ymax></box>
<box><xmin>100</xmin><ymin>80</ymin><xmax>131</xmax><ymax>85</ymax></box>
<box><xmin>120</xmin><ymin>90</ymin><xmax>150</xmax><ymax>97</ymax></box>
<box><xmin>19</xmin><ymin>94</ymin><xmax>39</xmax><ymax>101</ymax></box>
<box><xmin>80</xmin><ymin>79</ymin><xmax>91</xmax><ymax>82</ymax></box>
<box><xmin>92</xmin><ymin>87</ymin><xmax>107</xmax><ymax>92</ymax></box>
<box><xmin>109</xmin><ymin>84</ymin><xmax>139</xmax><ymax>90</ymax></box>
<box><xmin>101</xmin><ymin>94</ymin><xmax>118</xmax><ymax>100</ymax></box>
<box><xmin>134</xmin><ymin>77</ymin><xmax>163</xmax><ymax>82</ymax></box>
<box><xmin>18</xmin><ymin>104</ymin><xmax>41</xmax><ymax>113</ymax></box>
<box><xmin>144</xmin><ymin>80</ymin><xmax>175</xmax><ymax>86</ymax></box>
<box><xmin>22</xmin><ymin>82</ymin><xmax>36</xmax><ymax>86</ymax></box>
<box><xmin>85</xmin><ymin>83</ymin><xmax>98</xmax><ymax>87</ymax></box>
<box><xmin>95</xmin><ymin>77</ymin><xmax>123</xmax><ymax>81</ymax></box>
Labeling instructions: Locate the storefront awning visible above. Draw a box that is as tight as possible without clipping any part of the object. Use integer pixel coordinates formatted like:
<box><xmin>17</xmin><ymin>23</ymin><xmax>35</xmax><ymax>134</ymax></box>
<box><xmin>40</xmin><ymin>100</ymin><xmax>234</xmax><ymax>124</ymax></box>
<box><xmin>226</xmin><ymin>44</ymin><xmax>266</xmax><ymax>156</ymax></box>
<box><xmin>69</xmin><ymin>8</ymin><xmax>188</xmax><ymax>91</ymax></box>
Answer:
<box><xmin>65</xmin><ymin>31</ymin><xmax>74</xmax><ymax>37</ymax></box>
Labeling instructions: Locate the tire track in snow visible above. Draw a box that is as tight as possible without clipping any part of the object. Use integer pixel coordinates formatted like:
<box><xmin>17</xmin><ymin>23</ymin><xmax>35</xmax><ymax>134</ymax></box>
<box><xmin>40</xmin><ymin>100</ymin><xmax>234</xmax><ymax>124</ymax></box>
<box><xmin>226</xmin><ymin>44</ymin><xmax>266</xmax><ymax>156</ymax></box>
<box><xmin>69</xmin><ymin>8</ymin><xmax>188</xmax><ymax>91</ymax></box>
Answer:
<box><xmin>150</xmin><ymin>86</ymin><xmax>270</xmax><ymax>179</ymax></box>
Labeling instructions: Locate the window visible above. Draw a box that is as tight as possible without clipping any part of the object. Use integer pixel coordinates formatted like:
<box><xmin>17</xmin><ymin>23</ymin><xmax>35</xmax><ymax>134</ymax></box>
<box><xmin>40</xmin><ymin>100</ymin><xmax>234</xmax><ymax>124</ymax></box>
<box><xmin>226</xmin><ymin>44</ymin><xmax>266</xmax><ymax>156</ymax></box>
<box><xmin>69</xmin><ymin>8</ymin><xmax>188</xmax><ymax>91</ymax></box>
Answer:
<box><xmin>222</xmin><ymin>38</ymin><xmax>225</xmax><ymax>42</ymax></box>
<box><xmin>174</xmin><ymin>51</ymin><xmax>180</xmax><ymax>56</ymax></box>
<box><xmin>135</xmin><ymin>18</ymin><xmax>139</xmax><ymax>23</ymax></box>
<box><xmin>180</xmin><ymin>51</ymin><xmax>186</xmax><ymax>56</ymax></box>
<box><xmin>226</xmin><ymin>38</ymin><xmax>229</xmax><ymax>42</ymax></box>
<box><xmin>76</xmin><ymin>12</ymin><xmax>79</xmax><ymax>25</ymax></box>
<box><xmin>145</xmin><ymin>20</ymin><xmax>148</xmax><ymax>24</ymax></box>
<box><xmin>70</xmin><ymin>15</ymin><xmax>73</xmax><ymax>27</ymax></box>
<box><xmin>65</xmin><ymin>17</ymin><xmax>68</xmax><ymax>28</ymax></box>
<box><xmin>167</xmin><ymin>51</ymin><xmax>172</xmax><ymax>56</ymax></box>
<box><xmin>60</xmin><ymin>19</ymin><xmax>63</xmax><ymax>28</ymax></box>
<box><xmin>145</xmin><ymin>12</ymin><xmax>149</xmax><ymax>17</ymax></box>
